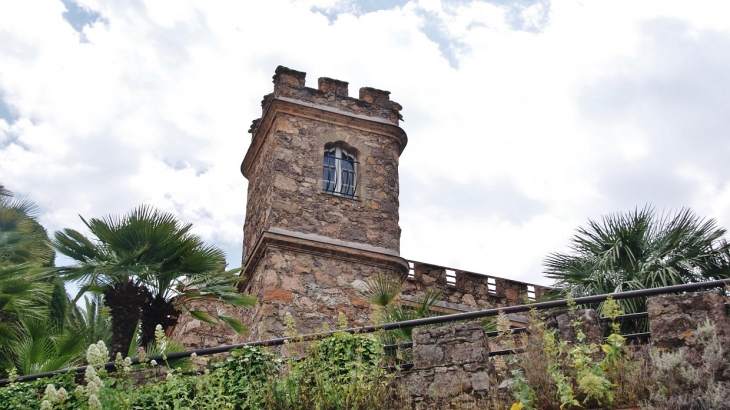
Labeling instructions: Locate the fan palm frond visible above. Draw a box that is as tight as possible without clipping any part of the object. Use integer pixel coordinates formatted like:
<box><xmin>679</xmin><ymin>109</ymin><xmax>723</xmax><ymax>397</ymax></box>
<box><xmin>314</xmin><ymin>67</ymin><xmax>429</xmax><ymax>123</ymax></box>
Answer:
<box><xmin>54</xmin><ymin>205</ymin><xmax>257</xmax><ymax>352</ymax></box>
<box><xmin>363</xmin><ymin>271</ymin><xmax>405</xmax><ymax>307</ymax></box>
<box><xmin>544</xmin><ymin>206</ymin><xmax>730</xmax><ymax>332</ymax></box>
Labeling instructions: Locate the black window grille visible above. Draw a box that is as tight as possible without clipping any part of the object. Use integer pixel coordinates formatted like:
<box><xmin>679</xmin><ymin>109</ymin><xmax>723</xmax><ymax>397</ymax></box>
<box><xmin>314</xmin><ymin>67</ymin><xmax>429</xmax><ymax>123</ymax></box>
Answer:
<box><xmin>322</xmin><ymin>147</ymin><xmax>357</xmax><ymax>198</ymax></box>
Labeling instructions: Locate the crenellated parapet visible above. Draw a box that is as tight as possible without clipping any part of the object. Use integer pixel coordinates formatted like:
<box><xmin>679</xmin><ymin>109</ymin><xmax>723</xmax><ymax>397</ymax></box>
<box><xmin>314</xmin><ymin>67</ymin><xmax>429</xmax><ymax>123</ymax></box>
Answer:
<box><xmin>247</xmin><ymin>66</ymin><xmax>404</xmax><ymax>139</ymax></box>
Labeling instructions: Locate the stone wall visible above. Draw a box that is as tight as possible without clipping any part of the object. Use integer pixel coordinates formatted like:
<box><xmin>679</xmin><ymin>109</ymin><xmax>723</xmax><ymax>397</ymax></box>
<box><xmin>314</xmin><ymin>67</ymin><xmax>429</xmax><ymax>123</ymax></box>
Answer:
<box><xmin>647</xmin><ymin>290</ymin><xmax>730</xmax><ymax>376</ymax></box>
<box><xmin>242</xmin><ymin>247</ymin><xmax>399</xmax><ymax>339</ymax></box>
<box><xmin>401</xmin><ymin>261</ymin><xmax>550</xmax><ymax>313</ymax></box>
<box><xmin>237</xmin><ymin>229</ymin><xmax>409</xmax><ymax>341</ymax></box>
<box><xmin>247</xmin><ymin>113</ymin><xmax>403</xmax><ymax>256</ymax></box>
<box><xmin>539</xmin><ymin>308</ymin><xmax>603</xmax><ymax>346</ymax></box>
<box><xmin>402</xmin><ymin>322</ymin><xmax>493</xmax><ymax>407</ymax></box>
<box><xmin>398</xmin><ymin>290</ymin><xmax>730</xmax><ymax>406</ymax></box>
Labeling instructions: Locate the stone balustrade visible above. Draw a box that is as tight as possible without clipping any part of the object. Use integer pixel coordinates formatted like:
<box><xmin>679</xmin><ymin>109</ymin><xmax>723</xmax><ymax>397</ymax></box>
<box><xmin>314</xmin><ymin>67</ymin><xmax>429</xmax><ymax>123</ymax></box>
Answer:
<box><xmin>400</xmin><ymin>261</ymin><xmax>550</xmax><ymax>313</ymax></box>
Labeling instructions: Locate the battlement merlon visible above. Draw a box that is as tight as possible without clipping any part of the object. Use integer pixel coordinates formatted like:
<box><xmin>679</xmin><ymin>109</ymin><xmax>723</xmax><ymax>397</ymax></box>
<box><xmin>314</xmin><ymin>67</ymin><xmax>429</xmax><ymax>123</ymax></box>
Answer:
<box><xmin>247</xmin><ymin>66</ymin><xmax>404</xmax><ymax>136</ymax></box>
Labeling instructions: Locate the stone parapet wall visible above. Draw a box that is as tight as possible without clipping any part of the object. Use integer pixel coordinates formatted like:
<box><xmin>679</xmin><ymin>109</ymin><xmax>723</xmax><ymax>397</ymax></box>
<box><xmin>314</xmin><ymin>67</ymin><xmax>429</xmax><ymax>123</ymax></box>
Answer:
<box><xmin>538</xmin><ymin>308</ymin><xmax>603</xmax><ymax>346</ymax></box>
<box><xmin>397</xmin><ymin>291</ymin><xmax>730</xmax><ymax>406</ymax></box>
<box><xmin>402</xmin><ymin>322</ymin><xmax>493</xmax><ymax>407</ymax></box>
<box><xmin>401</xmin><ymin>261</ymin><xmax>549</xmax><ymax>312</ymax></box>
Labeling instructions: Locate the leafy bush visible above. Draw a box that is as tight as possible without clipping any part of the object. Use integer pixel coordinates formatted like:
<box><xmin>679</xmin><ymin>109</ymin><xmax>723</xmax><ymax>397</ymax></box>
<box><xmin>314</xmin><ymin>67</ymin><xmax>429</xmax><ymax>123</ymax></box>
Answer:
<box><xmin>291</xmin><ymin>331</ymin><xmax>389</xmax><ymax>409</ymax></box>
<box><xmin>1</xmin><ymin>330</ymin><xmax>396</xmax><ymax>410</ymax></box>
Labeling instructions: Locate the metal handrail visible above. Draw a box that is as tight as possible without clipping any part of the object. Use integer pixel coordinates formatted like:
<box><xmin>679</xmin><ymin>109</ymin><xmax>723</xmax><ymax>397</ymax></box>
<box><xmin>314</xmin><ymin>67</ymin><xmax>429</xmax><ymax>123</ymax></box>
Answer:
<box><xmin>2</xmin><ymin>279</ymin><xmax>728</xmax><ymax>386</ymax></box>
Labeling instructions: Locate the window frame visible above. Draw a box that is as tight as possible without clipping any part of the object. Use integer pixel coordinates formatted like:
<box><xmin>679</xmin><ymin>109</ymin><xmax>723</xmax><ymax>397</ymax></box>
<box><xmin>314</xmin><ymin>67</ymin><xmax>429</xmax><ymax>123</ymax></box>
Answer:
<box><xmin>322</xmin><ymin>146</ymin><xmax>358</xmax><ymax>199</ymax></box>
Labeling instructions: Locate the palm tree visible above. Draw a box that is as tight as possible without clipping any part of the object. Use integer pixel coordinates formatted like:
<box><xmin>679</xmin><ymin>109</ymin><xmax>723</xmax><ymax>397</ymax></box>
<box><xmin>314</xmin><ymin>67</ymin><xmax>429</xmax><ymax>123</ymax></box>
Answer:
<box><xmin>0</xmin><ymin>185</ymin><xmax>59</xmax><ymax>374</ymax></box>
<box><xmin>0</xmin><ymin>264</ymin><xmax>53</xmax><ymax>354</ymax></box>
<box><xmin>0</xmin><ymin>188</ymin><xmax>54</xmax><ymax>267</ymax></box>
<box><xmin>54</xmin><ymin>205</ymin><xmax>256</xmax><ymax>355</ymax></box>
<box><xmin>140</xmin><ymin>266</ymin><xmax>255</xmax><ymax>347</ymax></box>
<box><xmin>364</xmin><ymin>272</ymin><xmax>442</xmax><ymax>342</ymax></box>
<box><xmin>544</xmin><ymin>207</ymin><xmax>730</xmax><ymax>330</ymax></box>
<box><xmin>66</xmin><ymin>295</ymin><xmax>112</xmax><ymax>349</ymax></box>
<box><xmin>0</xmin><ymin>313</ymin><xmax>87</xmax><ymax>375</ymax></box>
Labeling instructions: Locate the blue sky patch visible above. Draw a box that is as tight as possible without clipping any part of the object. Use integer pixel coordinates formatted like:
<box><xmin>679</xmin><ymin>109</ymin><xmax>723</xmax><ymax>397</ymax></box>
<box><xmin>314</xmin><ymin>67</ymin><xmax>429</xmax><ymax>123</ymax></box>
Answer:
<box><xmin>311</xmin><ymin>0</ymin><xmax>550</xmax><ymax>69</ymax></box>
<box><xmin>344</xmin><ymin>0</ymin><xmax>410</xmax><ymax>14</ymax></box>
<box><xmin>0</xmin><ymin>93</ymin><xmax>18</xmax><ymax>125</ymax></box>
<box><xmin>416</xmin><ymin>9</ymin><xmax>466</xmax><ymax>69</ymax></box>
<box><xmin>61</xmin><ymin>0</ymin><xmax>103</xmax><ymax>39</ymax></box>
<box><xmin>312</xmin><ymin>0</ymin><xmax>410</xmax><ymax>22</ymax></box>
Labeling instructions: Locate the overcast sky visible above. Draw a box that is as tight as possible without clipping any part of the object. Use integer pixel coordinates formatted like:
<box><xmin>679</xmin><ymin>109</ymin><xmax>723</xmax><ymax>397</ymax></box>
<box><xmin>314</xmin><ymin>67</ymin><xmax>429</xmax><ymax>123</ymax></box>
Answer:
<box><xmin>2</xmin><ymin>0</ymin><xmax>730</xmax><ymax>286</ymax></box>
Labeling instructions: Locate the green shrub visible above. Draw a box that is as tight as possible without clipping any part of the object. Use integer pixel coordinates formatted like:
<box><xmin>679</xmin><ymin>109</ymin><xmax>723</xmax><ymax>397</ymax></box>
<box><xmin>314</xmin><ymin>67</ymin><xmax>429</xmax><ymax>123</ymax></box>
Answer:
<box><xmin>504</xmin><ymin>298</ymin><xmax>651</xmax><ymax>410</ymax></box>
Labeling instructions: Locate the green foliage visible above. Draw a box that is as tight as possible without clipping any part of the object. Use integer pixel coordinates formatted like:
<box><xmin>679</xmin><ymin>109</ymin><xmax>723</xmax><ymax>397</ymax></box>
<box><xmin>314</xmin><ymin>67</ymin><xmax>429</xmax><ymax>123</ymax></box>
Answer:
<box><xmin>131</xmin><ymin>324</ymin><xmax>192</xmax><ymax>371</ymax></box>
<box><xmin>66</xmin><ymin>295</ymin><xmax>112</xmax><ymax>350</ymax></box>
<box><xmin>53</xmin><ymin>205</ymin><xmax>256</xmax><ymax>355</ymax></box>
<box><xmin>285</xmin><ymin>332</ymin><xmax>391</xmax><ymax>410</ymax></box>
<box><xmin>0</xmin><ymin>187</ymin><xmax>55</xmax><ymax>267</ymax></box>
<box><xmin>0</xmin><ymin>332</ymin><xmax>394</xmax><ymax>410</ymax></box>
<box><xmin>301</xmin><ymin>331</ymin><xmax>384</xmax><ymax>382</ymax></box>
<box><xmin>505</xmin><ymin>306</ymin><xmax>649</xmax><ymax>410</ymax></box>
<box><xmin>0</xmin><ymin>264</ymin><xmax>53</xmax><ymax>321</ymax></box>
<box><xmin>3</xmin><ymin>314</ymin><xmax>87</xmax><ymax>376</ymax></box>
<box><xmin>363</xmin><ymin>271</ymin><xmax>404</xmax><ymax>307</ymax></box>
<box><xmin>48</xmin><ymin>278</ymin><xmax>67</xmax><ymax>333</ymax></box>
<box><xmin>0</xmin><ymin>185</ymin><xmax>56</xmax><ymax>322</ymax></box>
<box><xmin>0</xmin><ymin>373</ymin><xmax>81</xmax><ymax>410</ymax></box>
<box><xmin>544</xmin><ymin>207</ymin><xmax>730</xmax><ymax>332</ymax></box>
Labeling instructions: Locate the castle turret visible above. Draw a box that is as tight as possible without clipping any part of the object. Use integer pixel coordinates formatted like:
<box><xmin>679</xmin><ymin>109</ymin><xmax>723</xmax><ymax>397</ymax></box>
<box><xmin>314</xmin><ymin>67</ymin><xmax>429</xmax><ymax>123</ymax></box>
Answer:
<box><xmin>238</xmin><ymin>66</ymin><xmax>409</xmax><ymax>338</ymax></box>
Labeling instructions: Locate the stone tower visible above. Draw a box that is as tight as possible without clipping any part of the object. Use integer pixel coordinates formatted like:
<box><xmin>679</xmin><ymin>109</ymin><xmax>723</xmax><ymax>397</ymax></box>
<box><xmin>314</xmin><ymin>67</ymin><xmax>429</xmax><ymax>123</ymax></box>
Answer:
<box><xmin>238</xmin><ymin>66</ymin><xmax>410</xmax><ymax>339</ymax></box>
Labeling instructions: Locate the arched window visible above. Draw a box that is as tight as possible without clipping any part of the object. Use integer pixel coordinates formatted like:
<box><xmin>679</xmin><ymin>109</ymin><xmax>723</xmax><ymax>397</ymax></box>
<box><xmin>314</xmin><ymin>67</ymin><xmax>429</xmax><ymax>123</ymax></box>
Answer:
<box><xmin>323</xmin><ymin>146</ymin><xmax>357</xmax><ymax>198</ymax></box>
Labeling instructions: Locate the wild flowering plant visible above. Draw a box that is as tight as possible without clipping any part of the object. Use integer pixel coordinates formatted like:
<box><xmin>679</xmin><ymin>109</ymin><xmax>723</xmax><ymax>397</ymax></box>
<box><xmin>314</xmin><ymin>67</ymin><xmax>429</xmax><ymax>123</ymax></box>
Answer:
<box><xmin>506</xmin><ymin>295</ymin><xmax>646</xmax><ymax>410</ymax></box>
<box><xmin>40</xmin><ymin>384</ymin><xmax>69</xmax><ymax>410</ymax></box>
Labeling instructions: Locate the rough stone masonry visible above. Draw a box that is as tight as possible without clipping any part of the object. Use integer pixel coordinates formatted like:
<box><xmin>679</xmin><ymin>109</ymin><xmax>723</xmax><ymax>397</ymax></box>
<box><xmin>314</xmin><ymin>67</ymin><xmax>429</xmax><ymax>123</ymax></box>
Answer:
<box><xmin>171</xmin><ymin>66</ymin><xmax>549</xmax><ymax>349</ymax></box>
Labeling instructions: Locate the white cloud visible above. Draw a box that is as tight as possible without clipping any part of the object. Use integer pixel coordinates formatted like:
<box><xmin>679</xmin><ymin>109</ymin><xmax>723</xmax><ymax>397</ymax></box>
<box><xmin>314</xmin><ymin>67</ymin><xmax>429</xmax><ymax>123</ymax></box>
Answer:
<box><xmin>1</xmin><ymin>0</ymin><xmax>730</xmax><ymax>284</ymax></box>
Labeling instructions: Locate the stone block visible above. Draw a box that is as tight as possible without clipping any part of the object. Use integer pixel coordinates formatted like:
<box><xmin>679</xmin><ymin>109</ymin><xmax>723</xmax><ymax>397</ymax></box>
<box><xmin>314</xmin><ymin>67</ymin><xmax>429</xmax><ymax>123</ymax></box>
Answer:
<box><xmin>413</xmin><ymin>343</ymin><xmax>444</xmax><ymax>369</ymax></box>
<box><xmin>292</xmin><ymin>259</ymin><xmax>311</xmax><ymax>275</ymax></box>
<box><xmin>647</xmin><ymin>290</ymin><xmax>730</xmax><ymax>371</ymax></box>
<box><xmin>318</xmin><ymin>77</ymin><xmax>348</xmax><ymax>97</ymax></box>
<box><xmin>280</xmin><ymin>275</ymin><xmax>304</xmax><ymax>292</ymax></box>
<box><xmin>538</xmin><ymin>308</ymin><xmax>602</xmax><ymax>346</ymax></box>
<box><xmin>273</xmin><ymin>174</ymin><xmax>298</xmax><ymax>191</ymax></box>
<box><xmin>359</xmin><ymin>87</ymin><xmax>390</xmax><ymax>106</ymax></box>
<box><xmin>462</xmin><ymin>294</ymin><xmax>476</xmax><ymax>307</ymax></box>
<box><xmin>350</xmin><ymin>297</ymin><xmax>370</xmax><ymax>308</ymax></box>
<box><xmin>263</xmin><ymin>288</ymin><xmax>294</xmax><ymax>303</ymax></box>
<box><xmin>504</xmin><ymin>288</ymin><xmax>519</xmax><ymax>301</ymax></box>
<box><xmin>431</xmin><ymin>367</ymin><xmax>471</xmax><ymax>397</ymax></box>
<box><xmin>404</xmin><ymin>322</ymin><xmax>493</xmax><ymax>404</ymax></box>
<box><xmin>273</xmin><ymin>66</ymin><xmax>305</xmax><ymax>91</ymax></box>
<box><xmin>413</xmin><ymin>322</ymin><xmax>489</xmax><ymax>369</ymax></box>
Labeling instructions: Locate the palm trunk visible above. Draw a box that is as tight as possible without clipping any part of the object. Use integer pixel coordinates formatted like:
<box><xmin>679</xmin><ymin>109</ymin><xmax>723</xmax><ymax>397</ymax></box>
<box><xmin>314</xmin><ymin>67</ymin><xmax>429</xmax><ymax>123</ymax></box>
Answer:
<box><xmin>103</xmin><ymin>280</ymin><xmax>149</xmax><ymax>357</ymax></box>
<box><xmin>140</xmin><ymin>295</ymin><xmax>179</xmax><ymax>347</ymax></box>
